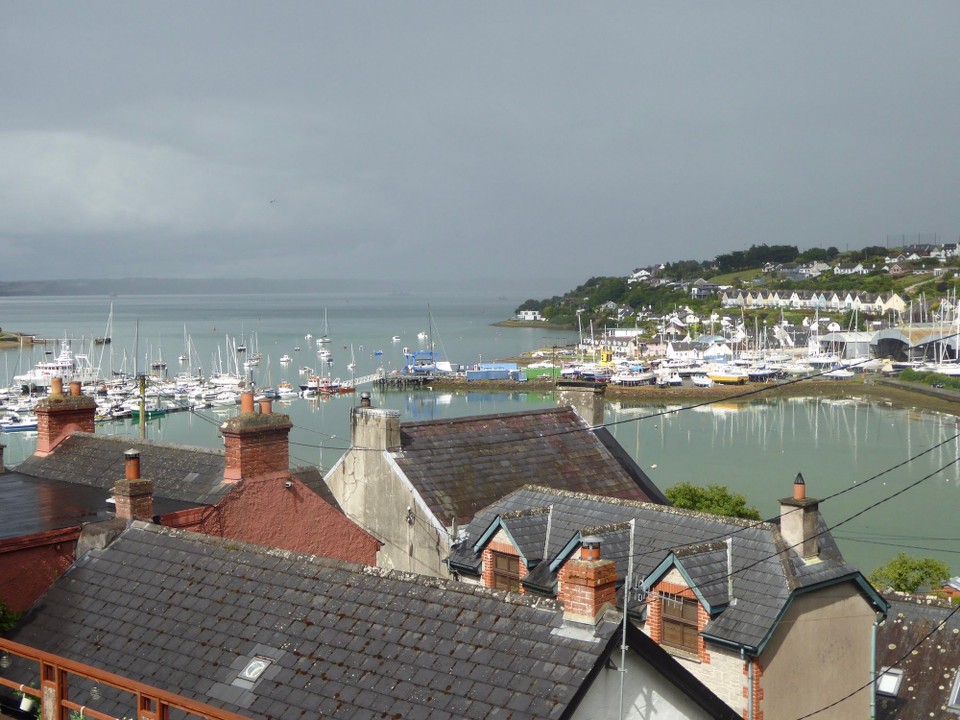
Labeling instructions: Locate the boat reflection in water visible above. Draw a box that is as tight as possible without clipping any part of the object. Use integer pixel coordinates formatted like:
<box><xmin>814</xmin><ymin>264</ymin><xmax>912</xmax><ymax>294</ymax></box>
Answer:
<box><xmin>607</xmin><ymin>395</ymin><xmax>960</xmax><ymax>576</ymax></box>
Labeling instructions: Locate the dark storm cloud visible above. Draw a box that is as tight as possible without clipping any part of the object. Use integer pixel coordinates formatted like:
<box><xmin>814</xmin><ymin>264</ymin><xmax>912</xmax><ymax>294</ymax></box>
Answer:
<box><xmin>2</xmin><ymin>3</ymin><xmax>959</xmax><ymax>288</ymax></box>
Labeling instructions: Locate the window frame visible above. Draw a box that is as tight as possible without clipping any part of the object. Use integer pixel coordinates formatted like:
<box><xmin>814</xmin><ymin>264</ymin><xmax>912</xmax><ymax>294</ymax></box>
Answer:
<box><xmin>876</xmin><ymin>666</ymin><xmax>903</xmax><ymax>698</ymax></box>
<box><xmin>660</xmin><ymin>591</ymin><xmax>700</xmax><ymax>654</ymax></box>
<box><xmin>491</xmin><ymin>551</ymin><xmax>521</xmax><ymax>592</ymax></box>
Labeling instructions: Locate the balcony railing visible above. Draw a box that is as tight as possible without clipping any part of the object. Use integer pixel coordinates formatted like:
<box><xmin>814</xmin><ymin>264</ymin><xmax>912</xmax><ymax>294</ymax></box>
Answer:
<box><xmin>0</xmin><ymin>638</ymin><xmax>249</xmax><ymax>720</ymax></box>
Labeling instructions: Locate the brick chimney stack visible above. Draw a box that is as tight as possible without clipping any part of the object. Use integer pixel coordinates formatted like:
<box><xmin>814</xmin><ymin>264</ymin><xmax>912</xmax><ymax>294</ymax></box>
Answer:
<box><xmin>557</xmin><ymin>536</ymin><xmax>618</xmax><ymax>625</ymax></box>
<box><xmin>779</xmin><ymin>473</ymin><xmax>821</xmax><ymax>559</ymax></box>
<box><xmin>221</xmin><ymin>392</ymin><xmax>293</xmax><ymax>483</ymax></box>
<box><xmin>34</xmin><ymin>377</ymin><xmax>97</xmax><ymax>457</ymax></box>
<box><xmin>113</xmin><ymin>449</ymin><xmax>154</xmax><ymax>521</ymax></box>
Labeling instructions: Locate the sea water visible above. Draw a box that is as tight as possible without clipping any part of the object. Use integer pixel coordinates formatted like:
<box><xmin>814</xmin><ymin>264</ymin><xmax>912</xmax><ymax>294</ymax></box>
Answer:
<box><xmin>1</xmin><ymin>291</ymin><xmax>956</xmax><ymax>575</ymax></box>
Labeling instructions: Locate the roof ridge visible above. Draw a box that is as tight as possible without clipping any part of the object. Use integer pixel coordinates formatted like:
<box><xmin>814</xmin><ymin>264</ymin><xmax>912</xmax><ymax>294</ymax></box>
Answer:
<box><xmin>70</xmin><ymin>431</ymin><xmax>224</xmax><ymax>457</ymax></box>
<box><xmin>130</xmin><ymin>521</ymin><xmax>565</xmax><ymax>613</ymax></box>
<box><xmin>521</xmin><ymin>484</ymin><xmax>778</xmax><ymax>530</ymax></box>
<box><xmin>400</xmin><ymin>406</ymin><xmax>576</xmax><ymax>429</ymax></box>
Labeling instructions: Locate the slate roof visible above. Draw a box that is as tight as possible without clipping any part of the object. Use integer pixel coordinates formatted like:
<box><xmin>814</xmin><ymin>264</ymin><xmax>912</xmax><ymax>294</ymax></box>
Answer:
<box><xmin>875</xmin><ymin>594</ymin><xmax>960</xmax><ymax>720</ymax></box>
<box><xmin>8</xmin><ymin>522</ymin><xmax>634</xmax><ymax>720</ymax></box>
<box><xmin>449</xmin><ymin>485</ymin><xmax>886</xmax><ymax>653</ymax></box>
<box><xmin>289</xmin><ymin>465</ymin><xmax>343</xmax><ymax>511</ymax></box>
<box><xmin>15</xmin><ymin>432</ymin><xmax>228</xmax><ymax>507</ymax></box>
<box><xmin>393</xmin><ymin>408</ymin><xmax>667</xmax><ymax>527</ymax></box>
<box><xmin>0</xmin><ymin>471</ymin><xmax>113</xmax><ymax>540</ymax></box>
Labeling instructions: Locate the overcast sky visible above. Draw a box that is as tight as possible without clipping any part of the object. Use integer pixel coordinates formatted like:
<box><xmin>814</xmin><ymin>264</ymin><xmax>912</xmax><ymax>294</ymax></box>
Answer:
<box><xmin>3</xmin><ymin>3</ymin><xmax>959</xmax><ymax>290</ymax></box>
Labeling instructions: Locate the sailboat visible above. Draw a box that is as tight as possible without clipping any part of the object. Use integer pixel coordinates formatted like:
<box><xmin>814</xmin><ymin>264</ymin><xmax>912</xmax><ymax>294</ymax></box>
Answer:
<box><xmin>347</xmin><ymin>344</ymin><xmax>356</xmax><ymax>371</ymax></box>
<box><xmin>317</xmin><ymin>309</ymin><xmax>331</xmax><ymax>345</ymax></box>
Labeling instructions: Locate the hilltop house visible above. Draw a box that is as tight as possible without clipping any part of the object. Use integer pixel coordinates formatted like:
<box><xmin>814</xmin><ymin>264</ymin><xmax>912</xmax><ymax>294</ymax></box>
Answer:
<box><xmin>0</xmin><ymin>521</ymin><xmax>738</xmax><ymax>719</ymax></box>
<box><xmin>0</xmin><ymin>380</ymin><xmax>379</xmax><ymax>612</ymax></box>
<box><xmin>447</xmin><ymin>477</ymin><xmax>888</xmax><ymax>719</ymax></box>
<box><xmin>324</xmin><ymin>382</ymin><xmax>668</xmax><ymax>578</ymax></box>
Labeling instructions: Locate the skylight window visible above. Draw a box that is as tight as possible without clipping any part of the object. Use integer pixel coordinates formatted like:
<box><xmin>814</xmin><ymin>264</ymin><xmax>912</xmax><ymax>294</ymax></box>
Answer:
<box><xmin>876</xmin><ymin>667</ymin><xmax>903</xmax><ymax>697</ymax></box>
<box><xmin>950</xmin><ymin>670</ymin><xmax>960</xmax><ymax>710</ymax></box>
<box><xmin>239</xmin><ymin>656</ymin><xmax>272</xmax><ymax>683</ymax></box>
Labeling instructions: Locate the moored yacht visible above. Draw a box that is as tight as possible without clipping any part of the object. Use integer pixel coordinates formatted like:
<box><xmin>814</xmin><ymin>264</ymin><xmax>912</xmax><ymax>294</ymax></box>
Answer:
<box><xmin>14</xmin><ymin>340</ymin><xmax>102</xmax><ymax>391</ymax></box>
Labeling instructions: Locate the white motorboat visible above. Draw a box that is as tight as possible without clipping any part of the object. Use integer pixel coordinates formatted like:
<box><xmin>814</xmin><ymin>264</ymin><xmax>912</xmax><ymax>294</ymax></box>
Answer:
<box><xmin>690</xmin><ymin>374</ymin><xmax>714</xmax><ymax>388</ymax></box>
<box><xmin>279</xmin><ymin>354</ymin><xmax>292</xmax><ymax>364</ymax></box>
<box><xmin>0</xmin><ymin>412</ymin><xmax>38</xmax><ymax>432</ymax></box>
<box><xmin>705</xmin><ymin>365</ymin><xmax>750</xmax><ymax>385</ymax></box>
<box><xmin>14</xmin><ymin>340</ymin><xmax>102</xmax><ymax>390</ymax></box>
<box><xmin>610</xmin><ymin>369</ymin><xmax>655</xmax><ymax>386</ymax></box>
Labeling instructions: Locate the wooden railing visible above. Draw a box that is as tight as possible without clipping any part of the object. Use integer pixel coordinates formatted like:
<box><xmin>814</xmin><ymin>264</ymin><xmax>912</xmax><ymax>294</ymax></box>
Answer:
<box><xmin>0</xmin><ymin>638</ymin><xmax>249</xmax><ymax>720</ymax></box>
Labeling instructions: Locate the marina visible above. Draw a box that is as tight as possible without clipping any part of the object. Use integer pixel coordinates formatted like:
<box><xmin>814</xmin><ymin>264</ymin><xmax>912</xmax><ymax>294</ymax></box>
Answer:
<box><xmin>0</xmin><ymin>290</ymin><xmax>956</xmax><ymax>577</ymax></box>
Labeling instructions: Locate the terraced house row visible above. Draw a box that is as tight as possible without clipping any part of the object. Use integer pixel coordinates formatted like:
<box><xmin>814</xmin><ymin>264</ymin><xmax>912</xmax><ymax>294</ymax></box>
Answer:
<box><xmin>720</xmin><ymin>289</ymin><xmax>907</xmax><ymax>315</ymax></box>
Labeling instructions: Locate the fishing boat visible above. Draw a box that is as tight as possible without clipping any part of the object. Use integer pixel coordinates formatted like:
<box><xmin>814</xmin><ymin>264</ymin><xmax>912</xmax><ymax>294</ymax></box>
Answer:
<box><xmin>277</xmin><ymin>381</ymin><xmax>298</xmax><ymax>398</ymax></box>
<box><xmin>690</xmin><ymin>374</ymin><xmax>714</xmax><ymax>388</ymax></box>
<box><xmin>279</xmin><ymin>354</ymin><xmax>292</xmax><ymax>364</ymax></box>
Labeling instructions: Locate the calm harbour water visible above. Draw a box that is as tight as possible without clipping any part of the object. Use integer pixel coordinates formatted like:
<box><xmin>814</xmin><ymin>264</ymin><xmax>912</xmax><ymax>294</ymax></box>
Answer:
<box><xmin>1</xmin><ymin>291</ymin><xmax>957</xmax><ymax>576</ymax></box>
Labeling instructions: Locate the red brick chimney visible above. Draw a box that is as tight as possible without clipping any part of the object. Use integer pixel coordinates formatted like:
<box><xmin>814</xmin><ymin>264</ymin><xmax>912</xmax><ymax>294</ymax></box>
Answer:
<box><xmin>113</xmin><ymin>449</ymin><xmax>154</xmax><ymax>521</ymax></box>
<box><xmin>779</xmin><ymin>473</ymin><xmax>821</xmax><ymax>559</ymax></box>
<box><xmin>221</xmin><ymin>391</ymin><xmax>293</xmax><ymax>483</ymax></box>
<box><xmin>34</xmin><ymin>377</ymin><xmax>96</xmax><ymax>456</ymax></box>
<box><xmin>557</xmin><ymin>536</ymin><xmax>618</xmax><ymax>625</ymax></box>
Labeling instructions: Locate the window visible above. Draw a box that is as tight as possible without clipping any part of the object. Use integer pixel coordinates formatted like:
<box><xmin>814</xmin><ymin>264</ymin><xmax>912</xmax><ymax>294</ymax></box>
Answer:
<box><xmin>876</xmin><ymin>667</ymin><xmax>903</xmax><ymax>697</ymax></box>
<box><xmin>661</xmin><ymin>592</ymin><xmax>699</xmax><ymax>654</ymax></box>
<box><xmin>492</xmin><ymin>552</ymin><xmax>521</xmax><ymax>592</ymax></box>
<box><xmin>949</xmin><ymin>670</ymin><xmax>960</xmax><ymax>710</ymax></box>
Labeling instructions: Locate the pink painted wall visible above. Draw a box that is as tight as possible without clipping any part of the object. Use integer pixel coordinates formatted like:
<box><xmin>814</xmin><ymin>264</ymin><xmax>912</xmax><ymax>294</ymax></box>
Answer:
<box><xmin>165</xmin><ymin>476</ymin><xmax>380</xmax><ymax>566</ymax></box>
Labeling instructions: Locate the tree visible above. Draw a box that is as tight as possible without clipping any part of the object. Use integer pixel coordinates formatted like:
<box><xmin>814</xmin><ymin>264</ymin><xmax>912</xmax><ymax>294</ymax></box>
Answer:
<box><xmin>868</xmin><ymin>553</ymin><xmax>951</xmax><ymax>594</ymax></box>
<box><xmin>665</xmin><ymin>482</ymin><xmax>762</xmax><ymax>520</ymax></box>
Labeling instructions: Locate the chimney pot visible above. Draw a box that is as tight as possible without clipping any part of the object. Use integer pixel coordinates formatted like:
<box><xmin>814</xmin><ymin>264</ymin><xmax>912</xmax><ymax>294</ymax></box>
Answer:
<box><xmin>69</xmin><ymin>381</ymin><xmax>82</xmax><ymax>397</ymax></box>
<box><xmin>124</xmin><ymin>449</ymin><xmax>141</xmax><ymax>480</ymax></box>
<box><xmin>50</xmin><ymin>377</ymin><xmax>64</xmax><ymax>396</ymax></box>
<box><xmin>793</xmin><ymin>472</ymin><xmax>806</xmax><ymax>500</ymax></box>
<box><xmin>258</xmin><ymin>398</ymin><xmax>272</xmax><ymax>415</ymax></box>
<box><xmin>360</xmin><ymin>392</ymin><xmax>371</xmax><ymax>408</ymax></box>
<box><xmin>240</xmin><ymin>391</ymin><xmax>255</xmax><ymax>414</ymax></box>
<box><xmin>580</xmin><ymin>535</ymin><xmax>602</xmax><ymax>561</ymax></box>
